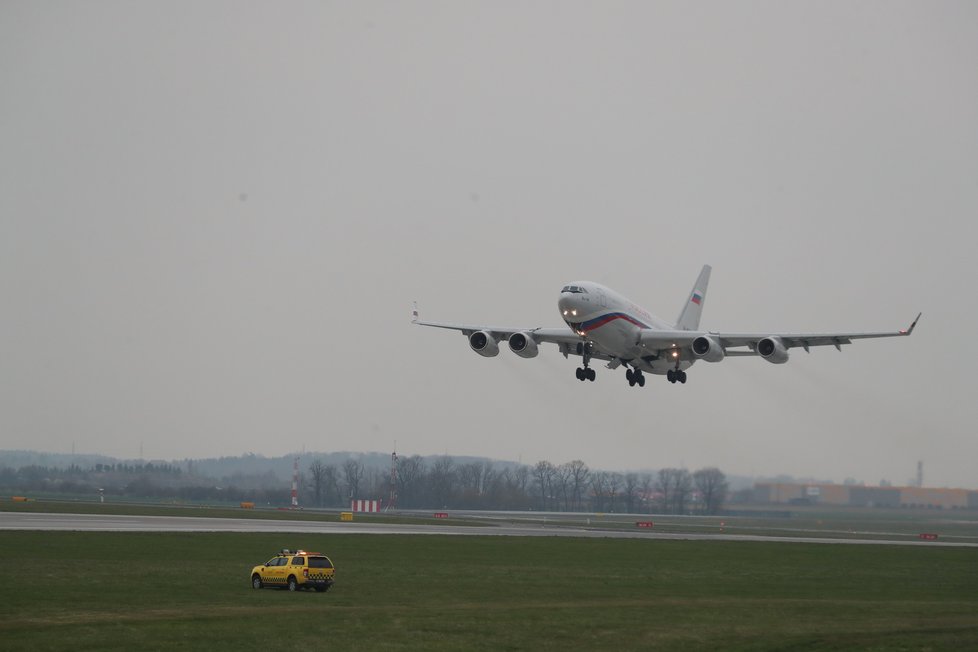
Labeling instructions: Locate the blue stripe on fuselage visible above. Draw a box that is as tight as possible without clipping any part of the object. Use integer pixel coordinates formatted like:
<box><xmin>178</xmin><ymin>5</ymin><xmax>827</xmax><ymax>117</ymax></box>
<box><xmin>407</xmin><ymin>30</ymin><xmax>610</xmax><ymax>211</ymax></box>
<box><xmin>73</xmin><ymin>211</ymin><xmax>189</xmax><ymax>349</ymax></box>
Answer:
<box><xmin>578</xmin><ymin>312</ymin><xmax>650</xmax><ymax>332</ymax></box>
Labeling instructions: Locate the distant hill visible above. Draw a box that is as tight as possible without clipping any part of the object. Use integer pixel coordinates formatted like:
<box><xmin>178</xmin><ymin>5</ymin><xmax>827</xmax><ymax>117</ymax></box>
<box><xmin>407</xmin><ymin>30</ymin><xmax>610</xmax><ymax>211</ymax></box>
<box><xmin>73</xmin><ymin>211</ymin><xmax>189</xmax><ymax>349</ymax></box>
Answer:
<box><xmin>0</xmin><ymin>449</ymin><xmax>755</xmax><ymax>489</ymax></box>
<box><xmin>0</xmin><ymin>450</ymin><xmax>522</xmax><ymax>482</ymax></box>
<box><xmin>0</xmin><ymin>450</ymin><xmax>121</xmax><ymax>470</ymax></box>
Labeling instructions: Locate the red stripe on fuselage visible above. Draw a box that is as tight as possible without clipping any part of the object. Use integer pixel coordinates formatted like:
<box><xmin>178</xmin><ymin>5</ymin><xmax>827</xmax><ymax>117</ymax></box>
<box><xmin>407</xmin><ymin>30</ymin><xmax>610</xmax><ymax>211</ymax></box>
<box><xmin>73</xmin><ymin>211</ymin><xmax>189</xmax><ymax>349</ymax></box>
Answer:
<box><xmin>579</xmin><ymin>312</ymin><xmax>648</xmax><ymax>333</ymax></box>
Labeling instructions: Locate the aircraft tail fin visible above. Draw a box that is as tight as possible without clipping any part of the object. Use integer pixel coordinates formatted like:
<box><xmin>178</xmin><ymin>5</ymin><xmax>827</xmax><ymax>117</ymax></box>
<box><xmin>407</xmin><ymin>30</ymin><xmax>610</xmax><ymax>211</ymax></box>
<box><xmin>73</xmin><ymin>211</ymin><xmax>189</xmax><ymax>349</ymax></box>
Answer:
<box><xmin>675</xmin><ymin>265</ymin><xmax>712</xmax><ymax>330</ymax></box>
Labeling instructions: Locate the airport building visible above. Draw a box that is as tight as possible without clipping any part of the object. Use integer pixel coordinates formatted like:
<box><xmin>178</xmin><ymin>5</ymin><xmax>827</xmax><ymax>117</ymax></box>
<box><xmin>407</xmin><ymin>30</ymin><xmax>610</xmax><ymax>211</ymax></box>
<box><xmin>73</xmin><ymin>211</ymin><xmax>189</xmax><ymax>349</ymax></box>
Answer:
<box><xmin>752</xmin><ymin>482</ymin><xmax>978</xmax><ymax>509</ymax></box>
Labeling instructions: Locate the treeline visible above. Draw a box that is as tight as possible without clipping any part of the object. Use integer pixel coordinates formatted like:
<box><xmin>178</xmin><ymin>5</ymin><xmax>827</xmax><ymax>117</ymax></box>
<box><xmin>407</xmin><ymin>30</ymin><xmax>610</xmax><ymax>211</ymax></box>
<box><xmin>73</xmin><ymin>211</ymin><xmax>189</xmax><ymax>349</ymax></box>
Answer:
<box><xmin>0</xmin><ymin>463</ymin><xmax>290</xmax><ymax>505</ymax></box>
<box><xmin>307</xmin><ymin>456</ymin><xmax>729</xmax><ymax>515</ymax></box>
<box><xmin>1</xmin><ymin>455</ymin><xmax>729</xmax><ymax>514</ymax></box>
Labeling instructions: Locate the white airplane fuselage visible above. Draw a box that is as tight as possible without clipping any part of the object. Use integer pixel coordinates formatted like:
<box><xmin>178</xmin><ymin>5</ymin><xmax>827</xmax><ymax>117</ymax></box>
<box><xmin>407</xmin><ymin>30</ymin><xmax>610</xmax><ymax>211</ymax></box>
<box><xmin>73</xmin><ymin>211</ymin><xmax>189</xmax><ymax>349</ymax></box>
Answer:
<box><xmin>557</xmin><ymin>282</ymin><xmax>693</xmax><ymax>375</ymax></box>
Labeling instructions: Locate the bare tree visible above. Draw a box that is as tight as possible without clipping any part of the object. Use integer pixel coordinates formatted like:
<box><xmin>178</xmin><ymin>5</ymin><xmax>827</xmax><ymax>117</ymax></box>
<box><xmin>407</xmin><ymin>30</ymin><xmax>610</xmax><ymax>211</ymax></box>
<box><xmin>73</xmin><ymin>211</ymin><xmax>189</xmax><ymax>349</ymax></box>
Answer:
<box><xmin>590</xmin><ymin>471</ymin><xmax>609</xmax><ymax>512</ymax></box>
<box><xmin>607</xmin><ymin>472</ymin><xmax>623</xmax><ymax>512</ymax></box>
<box><xmin>532</xmin><ymin>460</ymin><xmax>556</xmax><ymax>510</ymax></box>
<box><xmin>553</xmin><ymin>463</ymin><xmax>573</xmax><ymax>511</ymax></box>
<box><xmin>640</xmin><ymin>473</ymin><xmax>655</xmax><ymax>513</ymax></box>
<box><xmin>308</xmin><ymin>459</ymin><xmax>329</xmax><ymax>507</ymax></box>
<box><xmin>322</xmin><ymin>464</ymin><xmax>340</xmax><ymax>505</ymax></box>
<box><xmin>567</xmin><ymin>460</ymin><xmax>590</xmax><ymax>511</ymax></box>
<box><xmin>457</xmin><ymin>461</ymin><xmax>487</xmax><ymax>508</ymax></box>
<box><xmin>693</xmin><ymin>467</ymin><xmax>729</xmax><ymax>515</ymax></box>
<box><xmin>363</xmin><ymin>466</ymin><xmax>387</xmax><ymax>500</ymax></box>
<box><xmin>512</xmin><ymin>465</ymin><xmax>530</xmax><ymax>495</ymax></box>
<box><xmin>496</xmin><ymin>466</ymin><xmax>532</xmax><ymax>510</ymax></box>
<box><xmin>479</xmin><ymin>461</ymin><xmax>496</xmax><ymax>496</ymax></box>
<box><xmin>428</xmin><ymin>456</ymin><xmax>457</xmax><ymax>507</ymax></box>
<box><xmin>342</xmin><ymin>458</ymin><xmax>364</xmax><ymax>501</ymax></box>
<box><xmin>657</xmin><ymin>468</ymin><xmax>693</xmax><ymax>514</ymax></box>
<box><xmin>457</xmin><ymin>462</ymin><xmax>483</xmax><ymax>493</ymax></box>
<box><xmin>673</xmin><ymin>469</ymin><xmax>692</xmax><ymax>514</ymax></box>
<box><xmin>396</xmin><ymin>455</ymin><xmax>426</xmax><ymax>508</ymax></box>
<box><xmin>623</xmin><ymin>472</ymin><xmax>639</xmax><ymax>513</ymax></box>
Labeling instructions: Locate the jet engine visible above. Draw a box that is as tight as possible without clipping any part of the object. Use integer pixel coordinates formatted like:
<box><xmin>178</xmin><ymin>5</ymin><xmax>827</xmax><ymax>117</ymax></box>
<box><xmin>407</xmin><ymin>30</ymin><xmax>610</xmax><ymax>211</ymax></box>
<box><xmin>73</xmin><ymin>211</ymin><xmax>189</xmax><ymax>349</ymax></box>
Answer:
<box><xmin>508</xmin><ymin>332</ymin><xmax>539</xmax><ymax>358</ymax></box>
<box><xmin>469</xmin><ymin>330</ymin><xmax>499</xmax><ymax>357</ymax></box>
<box><xmin>757</xmin><ymin>336</ymin><xmax>789</xmax><ymax>364</ymax></box>
<box><xmin>691</xmin><ymin>335</ymin><xmax>725</xmax><ymax>362</ymax></box>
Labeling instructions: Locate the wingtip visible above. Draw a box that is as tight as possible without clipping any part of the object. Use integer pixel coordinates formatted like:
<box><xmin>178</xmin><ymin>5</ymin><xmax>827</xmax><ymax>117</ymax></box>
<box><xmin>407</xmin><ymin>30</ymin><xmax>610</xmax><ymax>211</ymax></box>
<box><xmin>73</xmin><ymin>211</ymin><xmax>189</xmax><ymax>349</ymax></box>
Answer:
<box><xmin>411</xmin><ymin>301</ymin><xmax>419</xmax><ymax>324</ymax></box>
<box><xmin>902</xmin><ymin>312</ymin><xmax>922</xmax><ymax>335</ymax></box>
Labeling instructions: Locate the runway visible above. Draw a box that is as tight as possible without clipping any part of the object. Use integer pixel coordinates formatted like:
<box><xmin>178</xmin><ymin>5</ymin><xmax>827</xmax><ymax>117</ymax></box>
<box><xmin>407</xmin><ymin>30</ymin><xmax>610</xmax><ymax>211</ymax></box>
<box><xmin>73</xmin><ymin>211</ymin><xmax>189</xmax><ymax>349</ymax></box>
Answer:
<box><xmin>3</xmin><ymin>511</ymin><xmax>976</xmax><ymax>547</ymax></box>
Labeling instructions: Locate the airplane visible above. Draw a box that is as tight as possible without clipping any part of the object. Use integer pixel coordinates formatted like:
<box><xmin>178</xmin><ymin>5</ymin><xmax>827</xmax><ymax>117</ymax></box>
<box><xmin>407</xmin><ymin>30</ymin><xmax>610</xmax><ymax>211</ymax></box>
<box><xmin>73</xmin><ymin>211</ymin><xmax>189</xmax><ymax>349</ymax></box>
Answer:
<box><xmin>412</xmin><ymin>265</ymin><xmax>920</xmax><ymax>387</ymax></box>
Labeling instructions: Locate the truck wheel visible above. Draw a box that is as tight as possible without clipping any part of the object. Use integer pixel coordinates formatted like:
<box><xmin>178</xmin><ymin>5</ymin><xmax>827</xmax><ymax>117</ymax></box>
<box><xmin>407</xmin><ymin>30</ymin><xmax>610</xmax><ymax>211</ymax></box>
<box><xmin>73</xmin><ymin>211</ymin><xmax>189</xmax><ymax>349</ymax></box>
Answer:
<box><xmin>287</xmin><ymin>576</ymin><xmax>298</xmax><ymax>592</ymax></box>
<box><xmin>252</xmin><ymin>574</ymin><xmax>263</xmax><ymax>589</ymax></box>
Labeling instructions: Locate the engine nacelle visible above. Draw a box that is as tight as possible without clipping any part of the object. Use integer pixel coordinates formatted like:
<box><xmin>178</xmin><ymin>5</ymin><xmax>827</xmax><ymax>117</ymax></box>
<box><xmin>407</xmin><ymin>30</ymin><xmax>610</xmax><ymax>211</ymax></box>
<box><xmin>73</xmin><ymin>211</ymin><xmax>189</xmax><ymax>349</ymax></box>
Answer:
<box><xmin>469</xmin><ymin>330</ymin><xmax>499</xmax><ymax>357</ymax></box>
<box><xmin>757</xmin><ymin>336</ymin><xmax>789</xmax><ymax>364</ymax></box>
<box><xmin>508</xmin><ymin>332</ymin><xmax>539</xmax><ymax>358</ymax></box>
<box><xmin>691</xmin><ymin>335</ymin><xmax>725</xmax><ymax>362</ymax></box>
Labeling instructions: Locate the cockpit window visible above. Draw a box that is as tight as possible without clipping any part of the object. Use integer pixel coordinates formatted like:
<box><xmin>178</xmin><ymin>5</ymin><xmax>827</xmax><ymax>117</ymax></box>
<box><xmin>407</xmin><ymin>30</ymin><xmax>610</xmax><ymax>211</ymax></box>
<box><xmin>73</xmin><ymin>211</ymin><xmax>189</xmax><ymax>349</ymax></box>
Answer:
<box><xmin>561</xmin><ymin>285</ymin><xmax>587</xmax><ymax>294</ymax></box>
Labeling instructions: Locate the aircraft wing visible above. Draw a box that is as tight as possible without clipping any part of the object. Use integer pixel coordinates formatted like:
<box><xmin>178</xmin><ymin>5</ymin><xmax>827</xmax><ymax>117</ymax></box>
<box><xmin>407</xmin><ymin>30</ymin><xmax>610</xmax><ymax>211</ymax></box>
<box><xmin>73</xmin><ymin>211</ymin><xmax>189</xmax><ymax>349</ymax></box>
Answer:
<box><xmin>412</xmin><ymin>305</ymin><xmax>584</xmax><ymax>347</ymax></box>
<box><xmin>413</xmin><ymin>320</ymin><xmax>583</xmax><ymax>346</ymax></box>
<box><xmin>638</xmin><ymin>313</ymin><xmax>921</xmax><ymax>354</ymax></box>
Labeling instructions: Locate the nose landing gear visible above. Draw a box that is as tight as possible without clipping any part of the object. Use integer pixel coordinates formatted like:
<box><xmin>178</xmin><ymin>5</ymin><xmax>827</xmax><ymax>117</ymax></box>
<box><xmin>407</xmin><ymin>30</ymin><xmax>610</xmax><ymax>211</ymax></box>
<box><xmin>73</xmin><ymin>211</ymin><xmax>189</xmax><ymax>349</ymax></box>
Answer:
<box><xmin>575</xmin><ymin>342</ymin><xmax>596</xmax><ymax>382</ymax></box>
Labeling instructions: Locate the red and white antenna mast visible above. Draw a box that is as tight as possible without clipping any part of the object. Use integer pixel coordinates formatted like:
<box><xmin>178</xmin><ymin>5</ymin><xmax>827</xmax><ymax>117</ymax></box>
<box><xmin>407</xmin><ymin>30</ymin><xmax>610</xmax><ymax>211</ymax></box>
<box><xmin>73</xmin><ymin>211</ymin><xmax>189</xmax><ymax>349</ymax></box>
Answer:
<box><xmin>291</xmin><ymin>455</ymin><xmax>299</xmax><ymax>508</ymax></box>
<box><xmin>387</xmin><ymin>445</ymin><xmax>398</xmax><ymax>512</ymax></box>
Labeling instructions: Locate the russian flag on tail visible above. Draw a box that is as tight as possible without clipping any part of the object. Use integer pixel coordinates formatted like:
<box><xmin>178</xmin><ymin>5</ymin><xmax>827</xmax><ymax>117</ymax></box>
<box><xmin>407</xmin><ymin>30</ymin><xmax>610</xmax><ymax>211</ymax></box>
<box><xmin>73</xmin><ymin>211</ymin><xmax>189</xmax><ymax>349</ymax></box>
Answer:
<box><xmin>691</xmin><ymin>292</ymin><xmax>703</xmax><ymax>305</ymax></box>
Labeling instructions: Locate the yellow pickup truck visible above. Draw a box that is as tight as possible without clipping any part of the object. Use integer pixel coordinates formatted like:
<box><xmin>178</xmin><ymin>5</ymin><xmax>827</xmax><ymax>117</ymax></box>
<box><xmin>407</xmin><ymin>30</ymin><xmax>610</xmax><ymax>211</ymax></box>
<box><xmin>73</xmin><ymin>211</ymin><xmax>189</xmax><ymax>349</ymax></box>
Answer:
<box><xmin>250</xmin><ymin>549</ymin><xmax>335</xmax><ymax>592</ymax></box>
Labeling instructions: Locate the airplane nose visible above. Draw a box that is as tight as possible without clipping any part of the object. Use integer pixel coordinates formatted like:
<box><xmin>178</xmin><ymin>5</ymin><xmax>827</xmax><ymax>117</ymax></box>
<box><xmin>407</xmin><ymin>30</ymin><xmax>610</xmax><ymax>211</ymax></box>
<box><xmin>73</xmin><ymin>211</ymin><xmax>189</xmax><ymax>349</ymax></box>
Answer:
<box><xmin>557</xmin><ymin>296</ymin><xmax>579</xmax><ymax>317</ymax></box>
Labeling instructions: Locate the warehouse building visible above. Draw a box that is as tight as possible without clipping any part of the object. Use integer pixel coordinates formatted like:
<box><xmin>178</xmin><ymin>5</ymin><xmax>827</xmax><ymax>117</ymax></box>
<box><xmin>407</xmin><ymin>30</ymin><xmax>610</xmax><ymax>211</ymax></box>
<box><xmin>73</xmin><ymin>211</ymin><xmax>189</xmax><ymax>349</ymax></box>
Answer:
<box><xmin>752</xmin><ymin>482</ymin><xmax>978</xmax><ymax>509</ymax></box>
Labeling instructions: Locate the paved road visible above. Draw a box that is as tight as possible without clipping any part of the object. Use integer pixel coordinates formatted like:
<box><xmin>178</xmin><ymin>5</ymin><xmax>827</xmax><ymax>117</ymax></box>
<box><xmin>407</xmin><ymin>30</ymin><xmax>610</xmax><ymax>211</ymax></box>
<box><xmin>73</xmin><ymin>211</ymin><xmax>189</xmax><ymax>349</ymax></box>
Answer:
<box><xmin>3</xmin><ymin>512</ymin><xmax>976</xmax><ymax>547</ymax></box>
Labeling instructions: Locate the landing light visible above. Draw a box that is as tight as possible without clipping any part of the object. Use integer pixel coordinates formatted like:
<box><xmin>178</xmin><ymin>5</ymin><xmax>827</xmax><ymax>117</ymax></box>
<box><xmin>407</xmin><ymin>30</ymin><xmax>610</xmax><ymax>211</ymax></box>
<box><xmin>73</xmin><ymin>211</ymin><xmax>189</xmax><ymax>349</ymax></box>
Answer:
<box><xmin>571</xmin><ymin>309</ymin><xmax>578</xmax><ymax>316</ymax></box>
<box><xmin>671</xmin><ymin>351</ymin><xmax>679</xmax><ymax>358</ymax></box>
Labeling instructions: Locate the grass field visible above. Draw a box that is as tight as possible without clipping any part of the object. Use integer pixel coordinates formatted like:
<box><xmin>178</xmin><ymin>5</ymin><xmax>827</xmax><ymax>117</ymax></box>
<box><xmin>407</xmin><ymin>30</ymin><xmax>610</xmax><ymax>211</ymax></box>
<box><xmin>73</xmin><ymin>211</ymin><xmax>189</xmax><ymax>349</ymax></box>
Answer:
<box><xmin>2</xmin><ymin>530</ymin><xmax>976</xmax><ymax>651</ymax></box>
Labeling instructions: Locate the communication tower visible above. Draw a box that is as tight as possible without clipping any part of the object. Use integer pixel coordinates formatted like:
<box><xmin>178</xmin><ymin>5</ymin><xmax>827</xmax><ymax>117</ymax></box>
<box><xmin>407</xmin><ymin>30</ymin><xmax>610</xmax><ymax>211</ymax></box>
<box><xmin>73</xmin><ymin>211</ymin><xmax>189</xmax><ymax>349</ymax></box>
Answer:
<box><xmin>916</xmin><ymin>460</ymin><xmax>923</xmax><ymax>488</ymax></box>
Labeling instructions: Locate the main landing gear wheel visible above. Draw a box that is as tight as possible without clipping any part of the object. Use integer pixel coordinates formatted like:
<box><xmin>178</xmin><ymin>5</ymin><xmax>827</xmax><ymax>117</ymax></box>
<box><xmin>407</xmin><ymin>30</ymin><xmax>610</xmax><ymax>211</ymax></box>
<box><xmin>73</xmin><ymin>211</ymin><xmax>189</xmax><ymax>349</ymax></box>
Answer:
<box><xmin>667</xmin><ymin>369</ymin><xmax>687</xmax><ymax>384</ymax></box>
<box><xmin>625</xmin><ymin>369</ymin><xmax>645</xmax><ymax>387</ymax></box>
<box><xmin>575</xmin><ymin>367</ymin><xmax>595</xmax><ymax>382</ymax></box>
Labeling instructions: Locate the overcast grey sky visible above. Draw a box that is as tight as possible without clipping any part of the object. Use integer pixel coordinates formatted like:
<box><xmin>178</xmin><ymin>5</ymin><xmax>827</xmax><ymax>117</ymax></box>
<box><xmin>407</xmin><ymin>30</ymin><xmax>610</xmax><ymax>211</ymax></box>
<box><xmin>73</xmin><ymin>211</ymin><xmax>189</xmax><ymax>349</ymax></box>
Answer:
<box><xmin>2</xmin><ymin>2</ymin><xmax>976</xmax><ymax>488</ymax></box>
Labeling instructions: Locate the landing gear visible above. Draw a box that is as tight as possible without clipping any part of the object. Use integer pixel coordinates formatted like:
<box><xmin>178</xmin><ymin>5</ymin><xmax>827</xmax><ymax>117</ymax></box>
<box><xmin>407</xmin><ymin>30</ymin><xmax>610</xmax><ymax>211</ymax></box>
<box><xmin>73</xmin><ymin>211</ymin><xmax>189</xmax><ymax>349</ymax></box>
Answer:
<box><xmin>667</xmin><ymin>369</ymin><xmax>687</xmax><ymax>384</ymax></box>
<box><xmin>575</xmin><ymin>342</ymin><xmax>595</xmax><ymax>382</ymax></box>
<box><xmin>625</xmin><ymin>368</ymin><xmax>645</xmax><ymax>387</ymax></box>
<box><xmin>576</xmin><ymin>367</ymin><xmax>595</xmax><ymax>382</ymax></box>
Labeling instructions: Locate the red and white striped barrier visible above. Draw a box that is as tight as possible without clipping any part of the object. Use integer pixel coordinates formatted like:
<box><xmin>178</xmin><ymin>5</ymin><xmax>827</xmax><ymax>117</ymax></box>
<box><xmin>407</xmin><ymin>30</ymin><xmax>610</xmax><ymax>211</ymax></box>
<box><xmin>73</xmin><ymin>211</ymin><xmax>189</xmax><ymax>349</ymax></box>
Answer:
<box><xmin>350</xmin><ymin>499</ymin><xmax>381</xmax><ymax>513</ymax></box>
